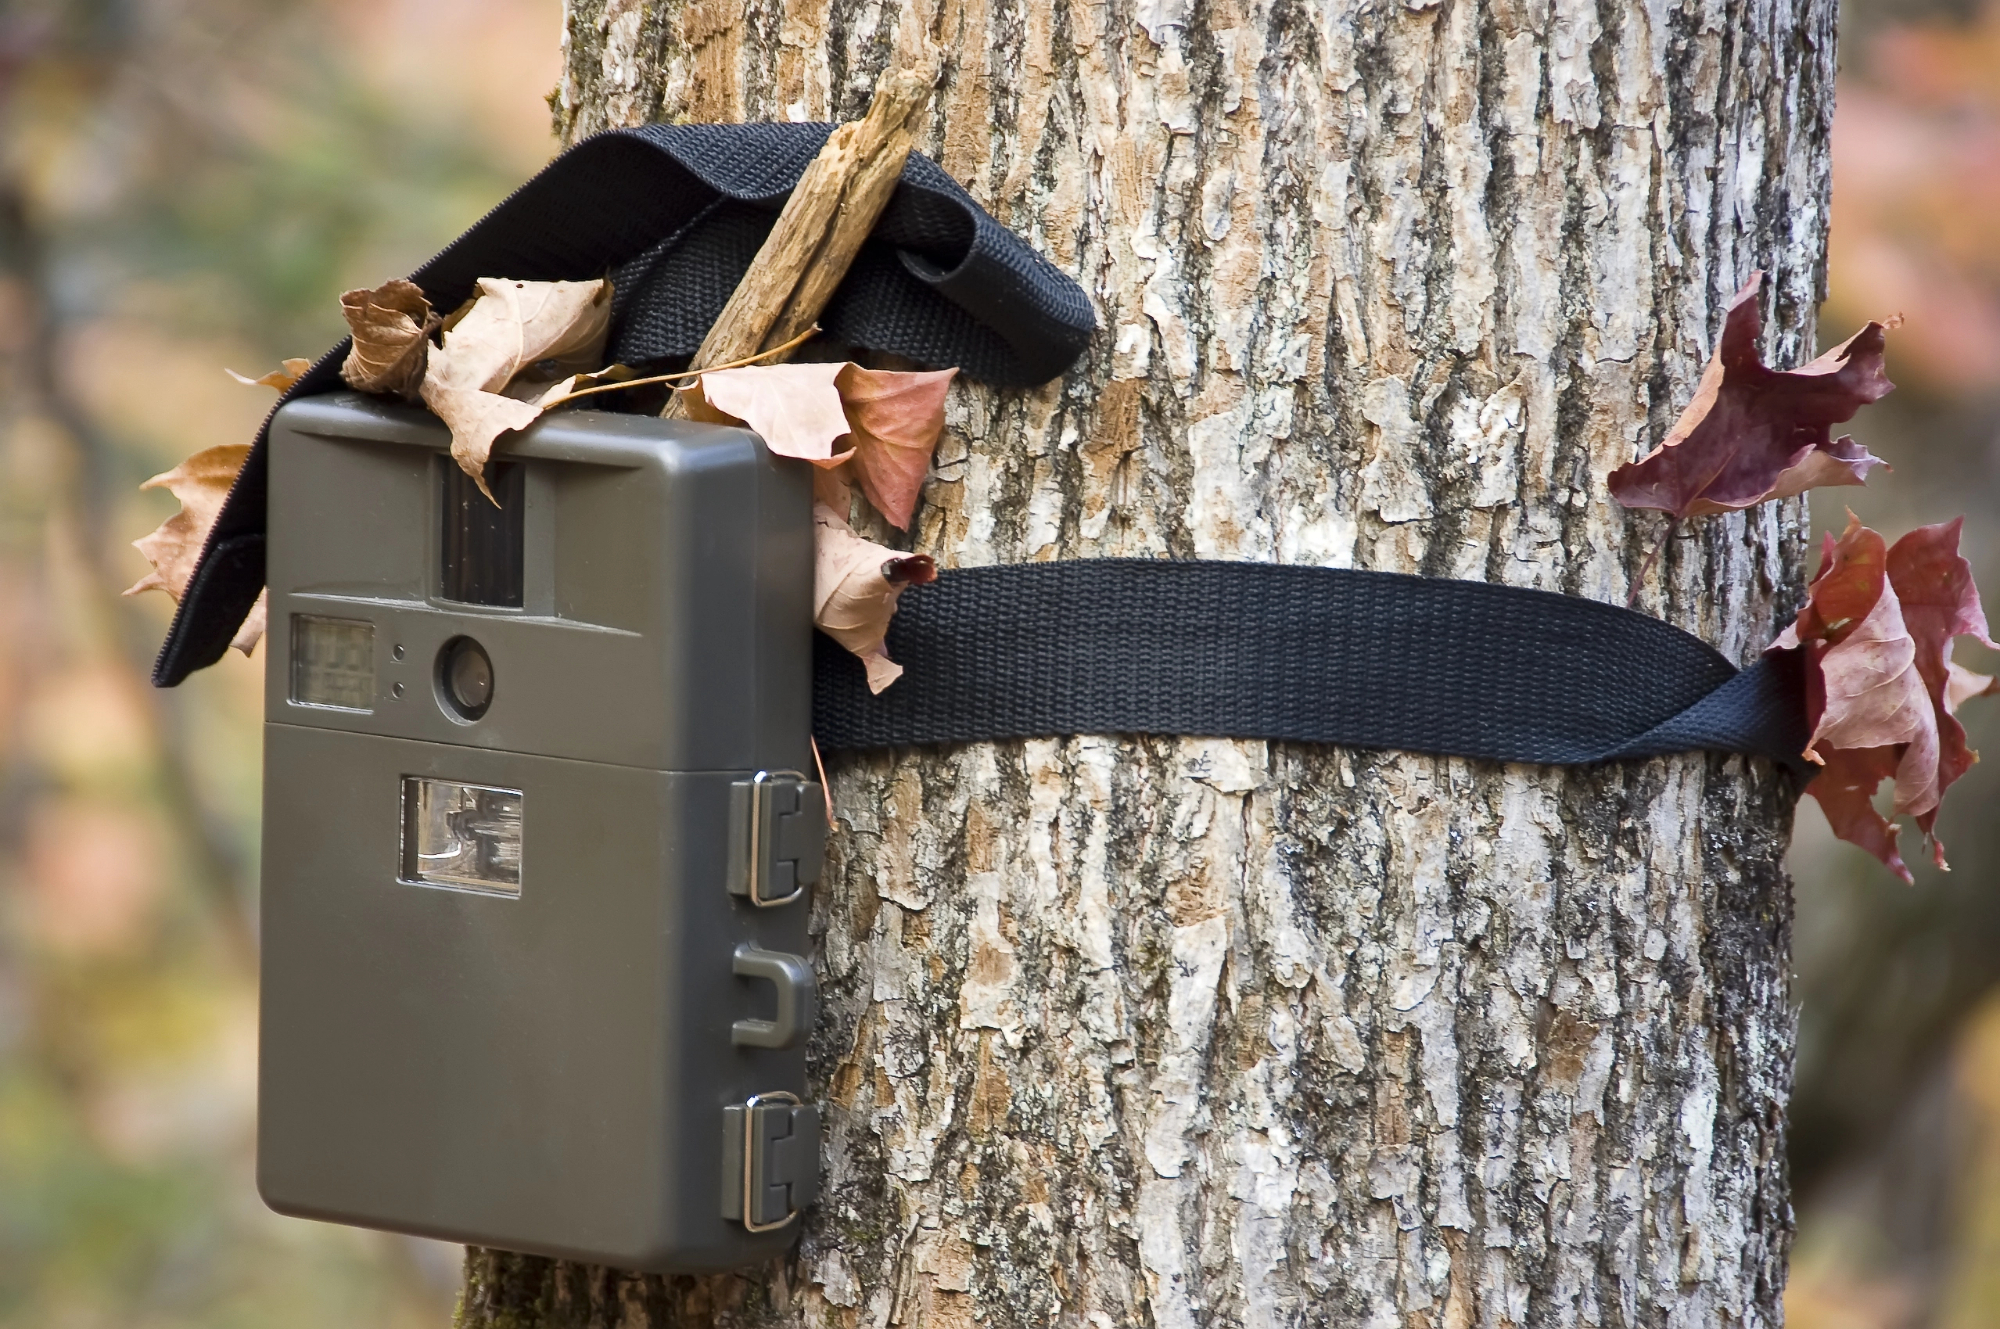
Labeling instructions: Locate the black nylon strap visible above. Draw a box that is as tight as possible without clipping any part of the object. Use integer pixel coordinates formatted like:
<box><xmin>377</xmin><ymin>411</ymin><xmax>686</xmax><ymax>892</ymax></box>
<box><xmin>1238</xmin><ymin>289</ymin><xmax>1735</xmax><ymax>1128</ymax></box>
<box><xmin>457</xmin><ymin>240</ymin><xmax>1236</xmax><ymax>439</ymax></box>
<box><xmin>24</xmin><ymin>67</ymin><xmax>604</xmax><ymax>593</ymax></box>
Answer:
<box><xmin>152</xmin><ymin>122</ymin><xmax>1097</xmax><ymax>687</ymax></box>
<box><xmin>153</xmin><ymin>126</ymin><xmax>1809</xmax><ymax>773</ymax></box>
<box><xmin>812</xmin><ymin>561</ymin><xmax>1810</xmax><ymax>771</ymax></box>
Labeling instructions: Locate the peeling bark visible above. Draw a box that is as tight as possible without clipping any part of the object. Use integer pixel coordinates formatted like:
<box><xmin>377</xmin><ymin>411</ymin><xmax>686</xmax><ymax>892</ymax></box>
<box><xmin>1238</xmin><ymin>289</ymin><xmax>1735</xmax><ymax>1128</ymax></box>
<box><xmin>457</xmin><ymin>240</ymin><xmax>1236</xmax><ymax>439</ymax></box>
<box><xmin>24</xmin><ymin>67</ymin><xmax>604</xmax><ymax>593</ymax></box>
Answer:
<box><xmin>465</xmin><ymin>0</ymin><xmax>1832</xmax><ymax>1323</ymax></box>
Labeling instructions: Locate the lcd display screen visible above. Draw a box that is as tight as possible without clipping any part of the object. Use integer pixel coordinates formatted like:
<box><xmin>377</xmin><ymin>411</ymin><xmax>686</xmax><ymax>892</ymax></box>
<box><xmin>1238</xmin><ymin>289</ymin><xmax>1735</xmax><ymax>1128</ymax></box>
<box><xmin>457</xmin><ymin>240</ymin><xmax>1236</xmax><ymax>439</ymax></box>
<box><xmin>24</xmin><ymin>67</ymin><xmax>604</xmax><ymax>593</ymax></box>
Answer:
<box><xmin>291</xmin><ymin>615</ymin><xmax>375</xmax><ymax>711</ymax></box>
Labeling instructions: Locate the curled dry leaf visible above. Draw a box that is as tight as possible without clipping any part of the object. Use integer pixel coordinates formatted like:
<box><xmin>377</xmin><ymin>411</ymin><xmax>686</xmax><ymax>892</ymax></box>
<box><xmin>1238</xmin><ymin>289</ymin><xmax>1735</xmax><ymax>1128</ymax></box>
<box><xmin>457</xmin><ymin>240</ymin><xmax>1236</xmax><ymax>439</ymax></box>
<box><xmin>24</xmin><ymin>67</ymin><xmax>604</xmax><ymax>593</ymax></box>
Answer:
<box><xmin>125</xmin><ymin>444</ymin><xmax>266</xmax><ymax>655</ymax></box>
<box><xmin>693</xmin><ymin>362</ymin><xmax>956</xmax><ymax>529</ymax></box>
<box><xmin>691</xmin><ymin>362</ymin><xmax>956</xmax><ymax>688</ymax></box>
<box><xmin>1769</xmin><ymin>514</ymin><xmax>1997</xmax><ymax>881</ymax></box>
<box><xmin>1800</xmin><ymin>746</ymin><xmax>1908</xmax><ymax>882</ymax></box>
<box><xmin>340</xmin><ymin>279</ymin><xmax>439</xmax><ymax>400</ymax></box>
<box><xmin>813</xmin><ymin>503</ymin><xmax>936</xmax><ymax>693</ymax></box>
<box><xmin>419</xmin><ymin>277</ymin><xmax>613</xmax><ymax>499</ymax></box>
<box><xmin>530</xmin><ymin>363</ymin><xmax>640</xmax><ymax>409</ymax></box>
<box><xmin>127</xmin><ymin>445</ymin><xmax>246</xmax><ymax>603</ymax></box>
<box><xmin>226</xmin><ymin>358</ymin><xmax>312</xmax><ymax>392</ymax></box>
<box><xmin>233</xmin><ymin>594</ymin><xmax>269</xmax><ymax>658</ymax></box>
<box><xmin>1947</xmin><ymin>661</ymin><xmax>1999</xmax><ymax>712</ymax></box>
<box><xmin>835</xmin><ymin>364</ymin><xmax>956</xmax><ymax>529</ymax></box>
<box><xmin>697</xmin><ymin>363</ymin><xmax>856</xmax><ymax>465</ymax></box>
<box><xmin>1610</xmin><ymin>272</ymin><xmax>1895</xmax><ymax>518</ymax></box>
<box><xmin>1886</xmin><ymin>517</ymin><xmax>1998</xmax><ymax>838</ymax></box>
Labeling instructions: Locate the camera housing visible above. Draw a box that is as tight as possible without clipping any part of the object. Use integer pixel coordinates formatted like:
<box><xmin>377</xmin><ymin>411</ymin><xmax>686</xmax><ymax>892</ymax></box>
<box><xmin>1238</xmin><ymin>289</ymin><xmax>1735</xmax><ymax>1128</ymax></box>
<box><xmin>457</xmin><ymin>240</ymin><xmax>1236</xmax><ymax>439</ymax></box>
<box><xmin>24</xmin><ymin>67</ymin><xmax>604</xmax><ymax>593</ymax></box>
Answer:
<box><xmin>258</xmin><ymin>392</ymin><xmax>822</xmax><ymax>1271</ymax></box>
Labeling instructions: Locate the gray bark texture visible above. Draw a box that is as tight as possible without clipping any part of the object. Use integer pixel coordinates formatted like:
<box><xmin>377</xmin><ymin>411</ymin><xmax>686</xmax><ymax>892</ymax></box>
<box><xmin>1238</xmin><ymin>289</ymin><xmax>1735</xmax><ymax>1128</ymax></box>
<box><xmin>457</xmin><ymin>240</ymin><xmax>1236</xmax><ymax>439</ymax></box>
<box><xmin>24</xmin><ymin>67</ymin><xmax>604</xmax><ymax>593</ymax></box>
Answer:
<box><xmin>460</xmin><ymin>1</ymin><xmax>1834</xmax><ymax>1324</ymax></box>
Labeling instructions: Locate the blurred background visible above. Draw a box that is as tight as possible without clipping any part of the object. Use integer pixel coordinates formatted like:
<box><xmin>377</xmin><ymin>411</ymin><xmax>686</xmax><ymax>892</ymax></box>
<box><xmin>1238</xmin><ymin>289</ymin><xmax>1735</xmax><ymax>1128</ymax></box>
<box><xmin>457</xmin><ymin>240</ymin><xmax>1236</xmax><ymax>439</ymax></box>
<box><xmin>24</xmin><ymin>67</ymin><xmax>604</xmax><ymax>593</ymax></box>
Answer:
<box><xmin>0</xmin><ymin>0</ymin><xmax>1993</xmax><ymax>1325</ymax></box>
<box><xmin>1786</xmin><ymin>0</ymin><xmax>2000</xmax><ymax>1324</ymax></box>
<box><xmin>0</xmin><ymin>0</ymin><xmax>559</xmax><ymax>1323</ymax></box>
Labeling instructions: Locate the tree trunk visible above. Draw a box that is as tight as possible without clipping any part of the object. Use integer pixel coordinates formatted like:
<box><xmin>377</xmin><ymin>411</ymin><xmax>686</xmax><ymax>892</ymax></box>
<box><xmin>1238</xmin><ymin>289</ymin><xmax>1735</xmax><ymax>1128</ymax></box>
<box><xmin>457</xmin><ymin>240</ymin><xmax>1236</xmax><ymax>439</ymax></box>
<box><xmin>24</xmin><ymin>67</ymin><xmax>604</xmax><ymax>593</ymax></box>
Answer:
<box><xmin>461</xmin><ymin>1</ymin><xmax>1831</xmax><ymax>1324</ymax></box>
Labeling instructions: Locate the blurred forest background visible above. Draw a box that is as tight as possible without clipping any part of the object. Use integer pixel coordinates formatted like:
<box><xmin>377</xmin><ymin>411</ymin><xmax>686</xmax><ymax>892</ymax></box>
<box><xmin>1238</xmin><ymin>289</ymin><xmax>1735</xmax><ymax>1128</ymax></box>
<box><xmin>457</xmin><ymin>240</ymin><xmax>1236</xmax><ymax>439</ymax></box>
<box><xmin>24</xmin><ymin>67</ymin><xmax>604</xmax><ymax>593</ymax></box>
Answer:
<box><xmin>0</xmin><ymin>0</ymin><xmax>1993</xmax><ymax>1325</ymax></box>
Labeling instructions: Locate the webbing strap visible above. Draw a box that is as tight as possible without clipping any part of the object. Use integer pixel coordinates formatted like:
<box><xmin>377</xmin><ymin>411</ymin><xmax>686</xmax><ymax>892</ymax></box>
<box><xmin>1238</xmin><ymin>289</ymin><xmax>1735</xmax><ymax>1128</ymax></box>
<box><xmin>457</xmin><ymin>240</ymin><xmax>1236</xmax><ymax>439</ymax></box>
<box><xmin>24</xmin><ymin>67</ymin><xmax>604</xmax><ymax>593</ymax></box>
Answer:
<box><xmin>152</xmin><ymin>125</ymin><xmax>1810</xmax><ymax>772</ymax></box>
<box><xmin>812</xmin><ymin>561</ymin><xmax>1809</xmax><ymax>770</ymax></box>
<box><xmin>152</xmin><ymin>122</ymin><xmax>1096</xmax><ymax>688</ymax></box>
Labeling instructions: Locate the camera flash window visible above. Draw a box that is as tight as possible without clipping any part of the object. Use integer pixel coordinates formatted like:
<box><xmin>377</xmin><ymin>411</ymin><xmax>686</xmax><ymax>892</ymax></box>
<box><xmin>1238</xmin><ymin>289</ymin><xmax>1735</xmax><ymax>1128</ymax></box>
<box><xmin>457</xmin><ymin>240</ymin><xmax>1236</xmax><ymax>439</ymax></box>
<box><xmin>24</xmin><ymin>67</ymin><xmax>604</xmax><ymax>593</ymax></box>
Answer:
<box><xmin>399</xmin><ymin>777</ymin><xmax>523</xmax><ymax>897</ymax></box>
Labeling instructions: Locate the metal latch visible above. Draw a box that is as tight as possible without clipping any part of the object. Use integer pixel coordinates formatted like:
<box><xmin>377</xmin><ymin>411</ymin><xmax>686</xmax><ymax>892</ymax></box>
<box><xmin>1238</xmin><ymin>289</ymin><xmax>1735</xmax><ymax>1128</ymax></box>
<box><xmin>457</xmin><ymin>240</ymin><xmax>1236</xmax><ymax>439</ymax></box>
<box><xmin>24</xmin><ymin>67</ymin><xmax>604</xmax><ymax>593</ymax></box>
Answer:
<box><xmin>720</xmin><ymin>1092</ymin><xmax>820</xmax><ymax>1231</ymax></box>
<box><xmin>726</xmin><ymin>770</ymin><xmax>825</xmax><ymax>908</ymax></box>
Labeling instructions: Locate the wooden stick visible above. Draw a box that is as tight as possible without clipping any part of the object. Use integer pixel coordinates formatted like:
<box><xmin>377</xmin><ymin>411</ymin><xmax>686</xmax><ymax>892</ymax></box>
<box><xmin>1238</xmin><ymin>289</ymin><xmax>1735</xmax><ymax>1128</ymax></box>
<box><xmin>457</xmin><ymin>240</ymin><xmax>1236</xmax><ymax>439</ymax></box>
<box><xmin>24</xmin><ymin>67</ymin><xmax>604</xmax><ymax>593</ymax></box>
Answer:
<box><xmin>761</xmin><ymin>67</ymin><xmax>933</xmax><ymax>351</ymax></box>
<box><xmin>664</xmin><ymin>55</ymin><xmax>936</xmax><ymax>416</ymax></box>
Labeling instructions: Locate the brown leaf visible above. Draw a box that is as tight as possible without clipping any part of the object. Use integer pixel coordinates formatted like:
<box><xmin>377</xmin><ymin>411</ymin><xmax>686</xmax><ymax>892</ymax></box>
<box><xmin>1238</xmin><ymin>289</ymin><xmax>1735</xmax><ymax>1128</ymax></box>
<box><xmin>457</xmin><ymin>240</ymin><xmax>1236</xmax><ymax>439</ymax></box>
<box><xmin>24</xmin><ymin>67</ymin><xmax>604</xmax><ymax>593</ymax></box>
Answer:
<box><xmin>1805</xmin><ymin>537</ymin><xmax>1937</xmax><ymax>807</ymax></box>
<box><xmin>530</xmin><ymin>363</ymin><xmax>639</xmax><ymax>409</ymax></box>
<box><xmin>697</xmin><ymin>362</ymin><xmax>856</xmax><ymax>466</ymax></box>
<box><xmin>340</xmin><ymin>279</ymin><xmax>439</xmax><ymax>400</ymax></box>
<box><xmin>419</xmin><ymin>277</ymin><xmax>613</xmax><ymax>498</ymax></box>
<box><xmin>676</xmin><ymin>376</ymin><xmax>736</xmax><ymax>426</ymax></box>
<box><xmin>1946</xmin><ymin>661</ymin><xmax>1999</xmax><ymax>713</ymax></box>
<box><xmin>691</xmin><ymin>362</ymin><xmax>955</xmax><ymax>527</ymax></box>
<box><xmin>421</xmin><ymin>389</ymin><xmax>543</xmax><ymax>503</ymax></box>
<box><xmin>813</xmin><ymin>502</ymin><xmax>936</xmax><ymax>693</ymax></box>
<box><xmin>125</xmin><ymin>444</ymin><xmax>265</xmax><ymax>656</ymax></box>
<box><xmin>126</xmin><ymin>444</ymin><xmax>247</xmax><ymax>602</ymax></box>
<box><xmin>232</xmin><ymin>592</ymin><xmax>267</xmax><ymax>656</ymax></box>
<box><xmin>1771</xmin><ymin>515</ymin><xmax>1998</xmax><ymax>879</ymax></box>
<box><xmin>1609</xmin><ymin>272</ymin><xmax>1895</xmax><ymax>518</ymax></box>
<box><xmin>1804</xmin><ymin>745</ymin><xmax>1912</xmax><ymax>883</ymax></box>
<box><xmin>812</xmin><ymin>463</ymin><xmax>855</xmax><ymax>515</ymax></box>
<box><xmin>1884</xmin><ymin>518</ymin><xmax>1998</xmax><ymax>852</ymax></box>
<box><xmin>226</xmin><ymin>357</ymin><xmax>312</xmax><ymax>393</ymax></box>
<box><xmin>1761</xmin><ymin>436</ymin><xmax>1886</xmax><ymax>506</ymax></box>
<box><xmin>834</xmin><ymin>364</ymin><xmax>956</xmax><ymax>529</ymax></box>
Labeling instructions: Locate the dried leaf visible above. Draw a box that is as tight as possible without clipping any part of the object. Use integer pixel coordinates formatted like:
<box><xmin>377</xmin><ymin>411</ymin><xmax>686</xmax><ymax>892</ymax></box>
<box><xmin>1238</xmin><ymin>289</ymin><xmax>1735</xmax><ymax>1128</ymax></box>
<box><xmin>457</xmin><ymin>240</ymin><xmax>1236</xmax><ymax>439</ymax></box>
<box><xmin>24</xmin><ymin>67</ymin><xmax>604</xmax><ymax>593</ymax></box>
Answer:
<box><xmin>813</xmin><ymin>502</ymin><xmax>936</xmax><ymax>693</ymax></box>
<box><xmin>499</xmin><ymin>373</ymin><xmax>568</xmax><ymax>404</ymax></box>
<box><xmin>677</xmin><ymin>376</ymin><xmax>736</xmax><ymax>426</ymax></box>
<box><xmin>531</xmin><ymin>363</ymin><xmax>639</xmax><ymax>409</ymax></box>
<box><xmin>1802</xmin><ymin>531</ymin><xmax>1938</xmax><ymax>808</ymax></box>
<box><xmin>232</xmin><ymin>591</ymin><xmax>268</xmax><ymax>656</ymax></box>
<box><xmin>421</xmin><ymin>389</ymin><xmax>543</xmax><ymax>503</ymax></box>
<box><xmin>1946</xmin><ymin>661</ymin><xmax>1999</xmax><ymax>712</ymax></box>
<box><xmin>340</xmin><ymin>279</ymin><xmax>438</xmax><ymax>400</ymax></box>
<box><xmin>125</xmin><ymin>444</ymin><xmax>265</xmax><ymax>655</ymax></box>
<box><xmin>126</xmin><ymin>444</ymin><xmax>247</xmax><ymax>602</ymax></box>
<box><xmin>1804</xmin><ymin>745</ymin><xmax>1911</xmax><ymax>883</ymax></box>
<box><xmin>694</xmin><ymin>365</ymin><xmax>954</xmax><ymax>689</ymax></box>
<box><xmin>698</xmin><ymin>362</ymin><xmax>857</xmax><ymax>465</ymax></box>
<box><xmin>419</xmin><ymin>277</ymin><xmax>613</xmax><ymax>498</ymax></box>
<box><xmin>835</xmin><ymin>364</ymin><xmax>956</xmax><ymax>529</ymax></box>
<box><xmin>1762</xmin><ymin>436</ymin><xmax>1888</xmax><ymax>506</ymax></box>
<box><xmin>1609</xmin><ymin>272</ymin><xmax>1895</xmax><ymax>518</ymax></box>
<box><xmin>1884</xmin><ymin>518</ymin><xmax>1999</xmax><ymax>850</ymax></box>
<box><xmin>1771</xmin><ymin>515</ymin><xmax>1998</xmax><ymax>880</ymax></box>
<box><xmin>691</xmin><ymin>362</ymin><xmax>956</xmax><ymax>527</ymax></box>
<box><xmin>812</xmin><ymin>463</ymin><xmax>855</xmax><ymax>514</ymax></box>
<box><xmin>226</xmin><ymin>358</ymin><xmax>311</xmax><ymax>392</ymax></box>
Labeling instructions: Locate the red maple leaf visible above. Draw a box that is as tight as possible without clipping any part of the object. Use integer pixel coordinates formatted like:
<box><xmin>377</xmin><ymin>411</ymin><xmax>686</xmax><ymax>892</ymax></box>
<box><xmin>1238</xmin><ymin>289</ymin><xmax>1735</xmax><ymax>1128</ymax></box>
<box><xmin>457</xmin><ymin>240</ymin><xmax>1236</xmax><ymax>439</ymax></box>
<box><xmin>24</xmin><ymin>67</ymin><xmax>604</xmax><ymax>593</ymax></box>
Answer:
<box><xmin>1770</xmin><ymin>515</ymin><xmax>1998</xmax><ymax>881</ymax></box>
<box><xmin>1610</xmin><ymin>272</ymin><xmax>1896</xmax><ymax>518</ymax></box>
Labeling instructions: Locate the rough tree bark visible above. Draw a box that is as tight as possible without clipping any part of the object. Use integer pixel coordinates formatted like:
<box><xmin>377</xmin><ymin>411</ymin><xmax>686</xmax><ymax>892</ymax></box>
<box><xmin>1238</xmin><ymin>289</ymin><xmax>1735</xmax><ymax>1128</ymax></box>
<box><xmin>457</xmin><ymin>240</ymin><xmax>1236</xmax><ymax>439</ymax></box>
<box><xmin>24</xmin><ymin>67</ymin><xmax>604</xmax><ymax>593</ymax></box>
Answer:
<box><xmin>461</xmin><ymin>1</ymin><xmax>1832</xmax><ymax>1324</ymax></box>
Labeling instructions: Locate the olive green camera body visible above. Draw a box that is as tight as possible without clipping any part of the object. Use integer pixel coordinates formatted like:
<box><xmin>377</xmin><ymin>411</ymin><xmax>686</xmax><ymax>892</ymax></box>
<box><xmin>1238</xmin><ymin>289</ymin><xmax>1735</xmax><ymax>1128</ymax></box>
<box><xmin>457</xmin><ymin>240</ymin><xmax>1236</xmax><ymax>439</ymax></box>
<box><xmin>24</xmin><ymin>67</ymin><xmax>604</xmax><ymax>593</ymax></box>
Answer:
<box><xmin>257</xmin><ymin>393</ymin><xmax>824</xmax><ymax>1271</ymax></box>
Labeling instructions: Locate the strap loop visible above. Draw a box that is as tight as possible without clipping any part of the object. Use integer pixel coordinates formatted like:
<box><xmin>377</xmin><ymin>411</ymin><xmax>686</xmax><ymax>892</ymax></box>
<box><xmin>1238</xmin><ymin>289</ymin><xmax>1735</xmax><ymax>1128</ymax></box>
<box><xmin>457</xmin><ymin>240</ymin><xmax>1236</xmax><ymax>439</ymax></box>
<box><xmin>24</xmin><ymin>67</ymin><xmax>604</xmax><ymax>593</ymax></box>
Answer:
<box><xmin>812</xmin><ymin>560</ymin><xmax>1809</xmax><ymax>770</ymax></box>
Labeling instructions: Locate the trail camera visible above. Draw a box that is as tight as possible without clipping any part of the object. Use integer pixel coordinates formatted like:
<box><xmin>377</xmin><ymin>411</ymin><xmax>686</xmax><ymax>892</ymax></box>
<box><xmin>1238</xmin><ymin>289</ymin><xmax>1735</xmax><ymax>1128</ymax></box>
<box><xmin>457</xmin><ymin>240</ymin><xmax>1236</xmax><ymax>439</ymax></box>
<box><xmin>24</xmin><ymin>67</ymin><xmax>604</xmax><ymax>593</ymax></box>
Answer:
<box><xmin>256</xmin><ymin>393</ymin><xmax>826</xmax><ymax>1271</ymax></box>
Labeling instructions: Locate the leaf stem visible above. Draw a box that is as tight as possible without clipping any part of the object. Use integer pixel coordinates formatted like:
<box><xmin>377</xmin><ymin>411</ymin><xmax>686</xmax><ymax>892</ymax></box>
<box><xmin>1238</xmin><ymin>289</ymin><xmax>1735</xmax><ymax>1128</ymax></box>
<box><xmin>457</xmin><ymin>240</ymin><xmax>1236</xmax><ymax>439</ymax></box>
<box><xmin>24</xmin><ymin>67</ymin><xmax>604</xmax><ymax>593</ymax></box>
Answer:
<box><xmin>1628</xmin><ymin>516</ymin><xmax>1679</xmax><ymax>608</ymax></box>
<box><xmin>534</xmin><ymin>325</ymin><xmax>822</xmax><ymax>409</ymax></box>
<box><xmin>810</xmin><ymin>735</ymin><xmax>836</xmax><ymax>826</ymax></box>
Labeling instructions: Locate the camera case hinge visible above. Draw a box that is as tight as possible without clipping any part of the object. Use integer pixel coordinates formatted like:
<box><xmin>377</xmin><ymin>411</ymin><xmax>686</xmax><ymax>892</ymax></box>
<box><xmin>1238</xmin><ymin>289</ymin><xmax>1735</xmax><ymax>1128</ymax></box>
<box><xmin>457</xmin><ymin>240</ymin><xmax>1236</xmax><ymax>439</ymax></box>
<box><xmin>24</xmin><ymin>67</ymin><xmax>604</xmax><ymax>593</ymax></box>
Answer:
<box><xmin>720</xmin><ymin>1093</ymin><xmax>820</xmax><ymax>1231</ymax></box>
<box><xmin>726</xmin><ymin>771</ymin><xmax>825</xmax><ymax>908</ymax></box>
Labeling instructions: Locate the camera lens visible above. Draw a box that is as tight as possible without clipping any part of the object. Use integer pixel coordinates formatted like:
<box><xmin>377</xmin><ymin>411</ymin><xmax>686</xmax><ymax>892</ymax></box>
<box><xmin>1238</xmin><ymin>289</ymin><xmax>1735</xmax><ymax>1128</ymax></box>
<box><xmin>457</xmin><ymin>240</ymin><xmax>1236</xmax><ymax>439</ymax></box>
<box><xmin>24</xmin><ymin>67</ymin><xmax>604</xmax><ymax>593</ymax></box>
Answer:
<box><xmin>437</xmin><ymin>637</ymin><xmax>494</xmax><ymax>721</ymax></box>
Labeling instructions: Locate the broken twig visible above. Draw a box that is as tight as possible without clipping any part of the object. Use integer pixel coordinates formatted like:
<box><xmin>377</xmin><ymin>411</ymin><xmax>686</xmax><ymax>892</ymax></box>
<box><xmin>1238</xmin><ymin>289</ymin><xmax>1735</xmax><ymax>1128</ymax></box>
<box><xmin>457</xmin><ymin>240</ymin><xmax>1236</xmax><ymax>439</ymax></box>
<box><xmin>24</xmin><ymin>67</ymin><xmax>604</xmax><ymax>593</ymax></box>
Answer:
<box><xmin>664</xmin><ymin>52</ymin><xmax>938</xmax><ymax>418</ymax></box>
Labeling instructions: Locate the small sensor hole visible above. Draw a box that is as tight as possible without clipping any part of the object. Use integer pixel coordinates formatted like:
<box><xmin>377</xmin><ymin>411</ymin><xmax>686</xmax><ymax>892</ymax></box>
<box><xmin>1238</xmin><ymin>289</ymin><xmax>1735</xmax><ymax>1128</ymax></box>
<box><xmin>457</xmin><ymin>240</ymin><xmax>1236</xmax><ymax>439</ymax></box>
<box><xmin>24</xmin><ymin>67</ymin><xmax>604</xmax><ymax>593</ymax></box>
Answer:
<box><xmin>436</xmin><ymin>637</ymin><xmax>494</xmax><ymax>721</ymax></box>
